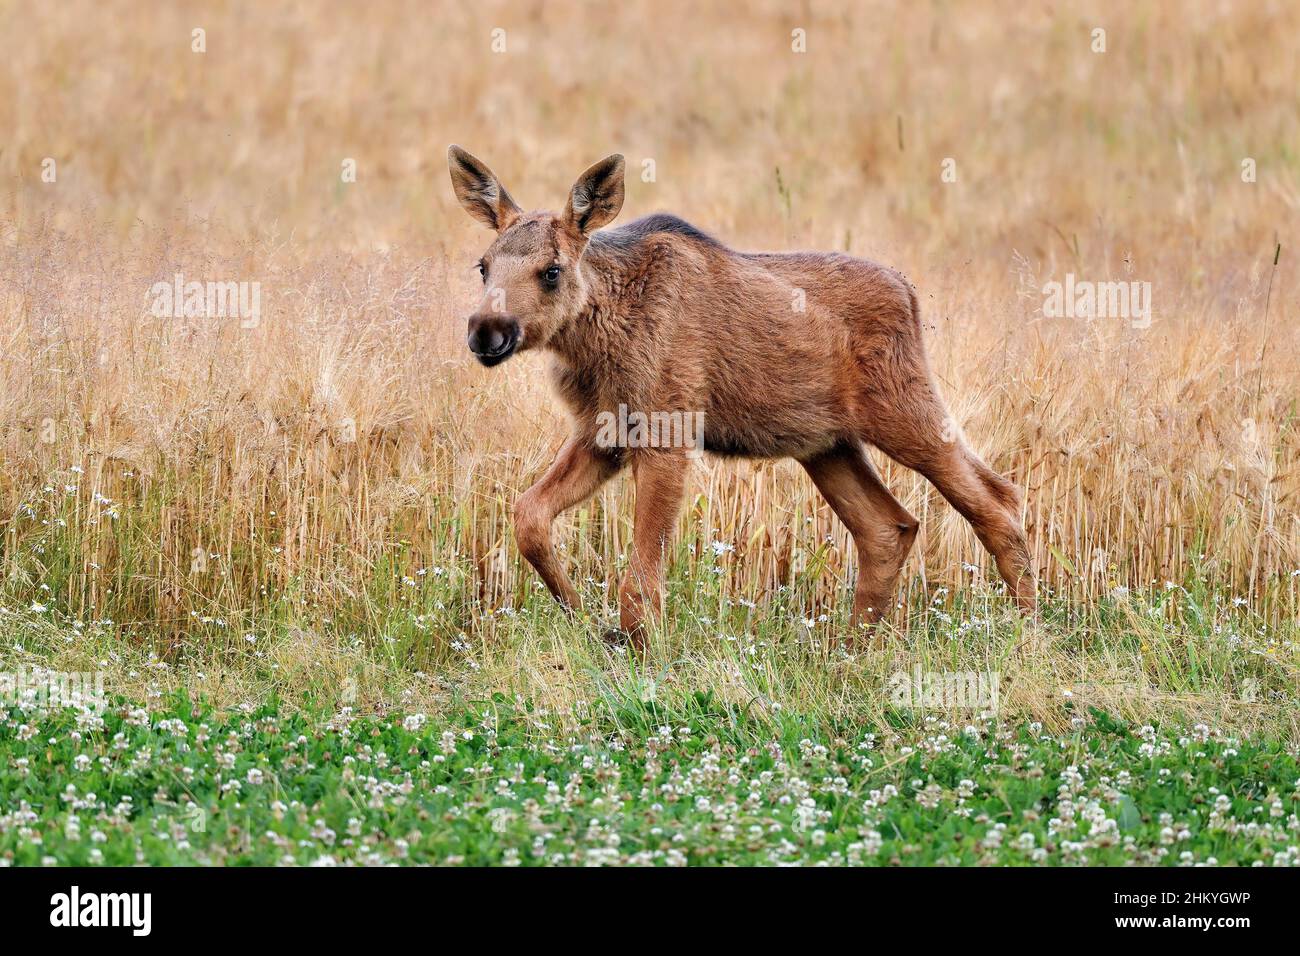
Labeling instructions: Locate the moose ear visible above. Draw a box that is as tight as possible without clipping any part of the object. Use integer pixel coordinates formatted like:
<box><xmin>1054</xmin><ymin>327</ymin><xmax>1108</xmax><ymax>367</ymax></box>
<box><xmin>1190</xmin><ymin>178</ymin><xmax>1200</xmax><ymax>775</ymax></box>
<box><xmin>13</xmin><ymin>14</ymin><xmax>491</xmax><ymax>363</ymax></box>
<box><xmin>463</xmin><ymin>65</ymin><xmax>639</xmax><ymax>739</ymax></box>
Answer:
<box><xmin>563</xmin><ymin>154</ymin><xmax>625</xmax><ymax>235</ymax></box>
<box><xmin>447</xmin><ymin>145</ymin><xmax>523</xmax><ymax>231</ymax></box>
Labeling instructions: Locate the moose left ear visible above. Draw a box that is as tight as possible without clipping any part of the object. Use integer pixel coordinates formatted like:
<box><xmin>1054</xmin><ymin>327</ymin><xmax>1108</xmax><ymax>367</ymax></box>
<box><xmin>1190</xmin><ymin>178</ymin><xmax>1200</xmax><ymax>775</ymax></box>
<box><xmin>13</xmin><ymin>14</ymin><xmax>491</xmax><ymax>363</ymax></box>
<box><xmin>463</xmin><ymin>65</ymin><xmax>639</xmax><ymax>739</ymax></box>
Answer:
<box><xmin>563</xmin><ymin>154</ymin><xmax>625</xmax><ymax>235</ymax></box>
<box><xmin>448</xmin><ymin>145</ymin><xmax>523</xmax><ymax>232</ymax></box>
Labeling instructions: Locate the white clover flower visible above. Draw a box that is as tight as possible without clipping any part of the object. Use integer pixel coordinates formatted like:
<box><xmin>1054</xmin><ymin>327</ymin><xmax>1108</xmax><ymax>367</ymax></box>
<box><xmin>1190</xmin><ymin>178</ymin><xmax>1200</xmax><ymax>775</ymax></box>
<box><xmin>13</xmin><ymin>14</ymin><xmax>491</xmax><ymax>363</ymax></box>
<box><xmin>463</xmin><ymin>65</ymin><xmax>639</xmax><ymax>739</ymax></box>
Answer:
<box><xmin>403</xmin><ymin>713</ymin><xmax>428</xmax><ymax>732</ymax></box>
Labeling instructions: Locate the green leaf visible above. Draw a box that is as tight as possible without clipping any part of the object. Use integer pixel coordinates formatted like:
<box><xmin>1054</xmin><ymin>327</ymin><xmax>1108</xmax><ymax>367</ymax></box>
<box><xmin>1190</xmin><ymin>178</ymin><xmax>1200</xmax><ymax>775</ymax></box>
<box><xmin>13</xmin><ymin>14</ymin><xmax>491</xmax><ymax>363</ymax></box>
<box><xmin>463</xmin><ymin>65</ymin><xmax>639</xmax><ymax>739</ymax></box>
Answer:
<box><xmin>1117</xmin><ymin>794</ymin><xmax>1141</xmax><ymax>831</ymax></box>
<box><xmin>1048</xmin><ymin>544</ymin><xmax>1078</xmax><ymax>576</ymax></box>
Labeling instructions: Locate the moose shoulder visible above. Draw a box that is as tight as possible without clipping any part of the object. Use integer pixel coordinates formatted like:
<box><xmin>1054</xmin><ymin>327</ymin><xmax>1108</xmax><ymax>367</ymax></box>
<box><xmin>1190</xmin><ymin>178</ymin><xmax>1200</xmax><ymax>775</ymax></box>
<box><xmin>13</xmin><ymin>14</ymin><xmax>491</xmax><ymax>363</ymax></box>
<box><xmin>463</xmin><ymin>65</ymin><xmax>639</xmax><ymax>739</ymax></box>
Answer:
<box><xmin>448</xmin><ymin>145</ymin><xmax>1035</xmax><ymax>650</ymax></box>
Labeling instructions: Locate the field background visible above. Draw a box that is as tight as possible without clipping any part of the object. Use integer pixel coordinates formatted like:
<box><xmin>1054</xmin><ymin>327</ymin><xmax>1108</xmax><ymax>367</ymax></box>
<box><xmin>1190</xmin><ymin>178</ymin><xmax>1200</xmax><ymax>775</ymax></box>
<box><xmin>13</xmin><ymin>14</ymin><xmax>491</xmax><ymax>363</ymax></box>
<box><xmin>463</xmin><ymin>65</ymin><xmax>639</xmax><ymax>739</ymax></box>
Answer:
<box><xmin>1</xmin><ymin>1</ymin><xmax>1297</xmax><ymax>739</ymax></box>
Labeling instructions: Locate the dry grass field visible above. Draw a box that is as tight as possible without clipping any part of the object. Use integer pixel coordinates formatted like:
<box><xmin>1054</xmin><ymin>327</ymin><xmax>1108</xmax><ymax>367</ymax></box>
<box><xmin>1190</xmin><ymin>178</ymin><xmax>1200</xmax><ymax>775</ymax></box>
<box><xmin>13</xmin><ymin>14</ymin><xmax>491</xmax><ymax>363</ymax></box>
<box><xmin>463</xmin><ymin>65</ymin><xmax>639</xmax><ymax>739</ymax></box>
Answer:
<box><xmin>1</xmin><ymin>1</ymin><xmax>1297</xmax><ymax>740</ymax></box>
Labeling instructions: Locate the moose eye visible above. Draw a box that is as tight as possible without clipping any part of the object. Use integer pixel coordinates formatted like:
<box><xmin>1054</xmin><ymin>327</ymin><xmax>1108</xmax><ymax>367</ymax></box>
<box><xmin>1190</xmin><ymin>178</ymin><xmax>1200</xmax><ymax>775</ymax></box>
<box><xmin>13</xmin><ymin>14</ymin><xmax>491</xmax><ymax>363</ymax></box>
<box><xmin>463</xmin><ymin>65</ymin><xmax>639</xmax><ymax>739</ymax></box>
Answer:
<box><xmin>542</xmin><ymin>265</ymin><xmax>561</xmax><ymax>286</ymax></box>
<box><xmin>476</xmin><ymin>261</ymin><xmax>487</xmax><ymax>281</ymax></box>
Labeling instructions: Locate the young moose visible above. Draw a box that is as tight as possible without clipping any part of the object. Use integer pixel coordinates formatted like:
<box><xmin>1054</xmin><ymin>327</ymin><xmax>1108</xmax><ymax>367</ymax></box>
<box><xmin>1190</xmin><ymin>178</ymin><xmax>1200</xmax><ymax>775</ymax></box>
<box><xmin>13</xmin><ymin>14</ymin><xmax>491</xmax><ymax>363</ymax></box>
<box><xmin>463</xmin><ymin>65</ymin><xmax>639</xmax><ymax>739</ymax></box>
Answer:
<box><xmin>449</xmin><ymin>146</ymin><xmax>1034</xmax><ymax>649</ymax></box>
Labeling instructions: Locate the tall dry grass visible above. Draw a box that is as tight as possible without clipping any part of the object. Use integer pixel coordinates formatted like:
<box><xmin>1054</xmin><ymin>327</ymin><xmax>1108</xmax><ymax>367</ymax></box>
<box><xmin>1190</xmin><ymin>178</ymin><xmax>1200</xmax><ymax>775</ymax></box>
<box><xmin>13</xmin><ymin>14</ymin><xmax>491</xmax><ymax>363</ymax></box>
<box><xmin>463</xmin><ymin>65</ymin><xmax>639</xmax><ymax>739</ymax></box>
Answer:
<box><xmin>0</xmin><ymin>1</ymin><xmax>1296</xmax><ymax>682</ymax></box>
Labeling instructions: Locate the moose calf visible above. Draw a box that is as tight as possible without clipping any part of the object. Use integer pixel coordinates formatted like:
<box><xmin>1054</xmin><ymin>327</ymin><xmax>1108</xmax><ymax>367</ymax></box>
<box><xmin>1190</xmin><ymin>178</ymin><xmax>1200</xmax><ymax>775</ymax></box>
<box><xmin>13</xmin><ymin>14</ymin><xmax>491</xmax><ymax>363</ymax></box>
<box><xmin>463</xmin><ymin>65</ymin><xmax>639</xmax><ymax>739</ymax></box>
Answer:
<box><xmin>449</xmin><ymin>146</ymin><xmax>1034</xmax><ymax>650</ymax></box>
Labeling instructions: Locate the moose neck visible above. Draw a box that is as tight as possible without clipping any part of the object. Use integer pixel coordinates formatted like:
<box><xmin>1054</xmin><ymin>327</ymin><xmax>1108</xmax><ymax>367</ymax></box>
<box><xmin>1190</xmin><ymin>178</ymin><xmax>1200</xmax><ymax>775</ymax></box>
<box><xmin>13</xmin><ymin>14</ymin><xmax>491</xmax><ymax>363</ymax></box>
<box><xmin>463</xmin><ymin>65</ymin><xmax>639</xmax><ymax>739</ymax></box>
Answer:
<box><xmin>546</xmin><ymin>242</ymin><xmax>639</xmax><ymax>369</ymax></box>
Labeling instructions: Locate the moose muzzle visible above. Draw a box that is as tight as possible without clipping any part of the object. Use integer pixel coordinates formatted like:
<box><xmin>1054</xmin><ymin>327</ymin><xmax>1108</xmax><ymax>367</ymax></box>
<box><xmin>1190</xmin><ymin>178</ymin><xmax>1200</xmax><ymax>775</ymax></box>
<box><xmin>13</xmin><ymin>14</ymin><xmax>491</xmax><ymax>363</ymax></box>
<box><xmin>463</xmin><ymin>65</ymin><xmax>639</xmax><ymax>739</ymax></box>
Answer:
<box><xmin>466</xmin><ymin>314</ymin><xmax>521</xmax><ymax>367</ymax></box>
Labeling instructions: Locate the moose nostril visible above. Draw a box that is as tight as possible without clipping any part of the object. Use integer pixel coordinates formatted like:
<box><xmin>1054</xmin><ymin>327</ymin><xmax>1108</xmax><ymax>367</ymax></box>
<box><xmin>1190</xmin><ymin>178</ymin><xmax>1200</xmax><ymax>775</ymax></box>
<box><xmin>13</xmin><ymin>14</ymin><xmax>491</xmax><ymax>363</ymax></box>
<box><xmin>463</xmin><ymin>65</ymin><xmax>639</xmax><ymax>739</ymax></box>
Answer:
<box><xmin>467</xmin><ymin>317</ymin><xmax>518</xmax><ymax>357</ymax></box>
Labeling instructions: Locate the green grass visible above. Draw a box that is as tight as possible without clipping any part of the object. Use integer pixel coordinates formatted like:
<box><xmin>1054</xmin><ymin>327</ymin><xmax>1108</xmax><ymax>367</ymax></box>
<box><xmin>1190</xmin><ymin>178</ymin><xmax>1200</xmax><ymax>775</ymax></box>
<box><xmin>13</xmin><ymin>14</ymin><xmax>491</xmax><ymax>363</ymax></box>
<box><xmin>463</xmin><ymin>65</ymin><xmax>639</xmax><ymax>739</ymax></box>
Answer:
<box><xmin>4</xmin><ymin>461</ymin><xmax>1298</xmax><ymax>748</ymax></box>
<box><xmin>4</xmin><ymin>473</ymin><xmax>1298</xmax><ymax>866</ymax></box>
<box><xmin>2</xmin><ymin>689</ymin><xmax>1297</xmax><ymax>866</ymax></box>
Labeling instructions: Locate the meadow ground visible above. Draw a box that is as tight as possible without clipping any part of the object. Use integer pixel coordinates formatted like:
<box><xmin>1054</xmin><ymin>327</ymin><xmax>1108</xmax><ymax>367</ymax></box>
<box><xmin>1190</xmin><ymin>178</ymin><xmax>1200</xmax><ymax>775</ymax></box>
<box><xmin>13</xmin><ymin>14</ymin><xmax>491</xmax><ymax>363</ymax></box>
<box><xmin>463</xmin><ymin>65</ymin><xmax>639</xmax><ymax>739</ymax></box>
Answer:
<box><xmin>0</xmin><ymin>1</ymin><xmax>1298</xmax><ymax>865</ymax></box>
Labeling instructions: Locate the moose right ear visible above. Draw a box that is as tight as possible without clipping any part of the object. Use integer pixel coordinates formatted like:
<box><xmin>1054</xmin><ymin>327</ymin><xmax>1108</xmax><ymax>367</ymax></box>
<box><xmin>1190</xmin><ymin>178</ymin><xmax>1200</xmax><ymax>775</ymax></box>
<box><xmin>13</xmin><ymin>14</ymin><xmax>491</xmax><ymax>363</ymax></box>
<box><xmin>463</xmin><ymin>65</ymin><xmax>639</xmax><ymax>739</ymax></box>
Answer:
<box><xmin>447</xmin><ymin>145</ymin><xmax>523</xmax><ymax>231</ymax></box>
<box><xmin>563</xmin><ymin>154</ymin><xmax>625</xmax><ymax>235</ymax></box>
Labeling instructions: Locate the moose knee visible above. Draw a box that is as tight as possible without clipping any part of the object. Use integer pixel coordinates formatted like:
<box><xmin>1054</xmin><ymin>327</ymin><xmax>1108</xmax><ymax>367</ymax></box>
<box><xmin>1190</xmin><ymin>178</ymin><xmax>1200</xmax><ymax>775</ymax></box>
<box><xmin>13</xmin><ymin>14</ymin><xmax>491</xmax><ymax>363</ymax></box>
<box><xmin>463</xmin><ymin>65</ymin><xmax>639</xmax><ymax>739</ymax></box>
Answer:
<box><xmin>970</xmin><ymin>512</ymin><xmax>1026</xmax><ymax>560</ymax></box>
<box><xmin>513</xmin><ymin>496</ymin><xmax>552</xmax><ymax>565</ymax></box>
<box><xmin>882</xmin><ymin>513</ymin><xmax>919</xmax><ymax>561</ymax></box>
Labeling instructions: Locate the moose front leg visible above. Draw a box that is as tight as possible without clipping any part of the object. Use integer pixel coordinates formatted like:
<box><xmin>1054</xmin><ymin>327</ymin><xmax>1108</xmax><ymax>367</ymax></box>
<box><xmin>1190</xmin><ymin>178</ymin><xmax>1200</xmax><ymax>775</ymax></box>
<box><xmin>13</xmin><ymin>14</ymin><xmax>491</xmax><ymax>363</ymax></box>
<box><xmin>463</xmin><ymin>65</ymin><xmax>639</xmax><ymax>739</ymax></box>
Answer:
<box><xmin>617</xmin><ymin>452</ymin><xmax>689</xmax><ymax>652</ymax></box>
<box><xmin>514</xmin><ymin>438</ymin><xmax>619</xmax><ymax>612</ymax></box>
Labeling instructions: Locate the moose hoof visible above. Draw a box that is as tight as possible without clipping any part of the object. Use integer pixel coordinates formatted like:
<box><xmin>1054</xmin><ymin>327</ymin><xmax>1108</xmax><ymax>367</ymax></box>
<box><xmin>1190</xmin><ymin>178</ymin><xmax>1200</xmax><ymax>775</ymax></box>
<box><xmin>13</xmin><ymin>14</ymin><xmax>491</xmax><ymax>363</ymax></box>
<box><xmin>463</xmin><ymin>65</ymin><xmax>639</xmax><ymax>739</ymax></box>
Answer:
<box><xmin>600</xmin><ymin>627</ymin><xmax>630</xmax><ymax>647</ymax></box>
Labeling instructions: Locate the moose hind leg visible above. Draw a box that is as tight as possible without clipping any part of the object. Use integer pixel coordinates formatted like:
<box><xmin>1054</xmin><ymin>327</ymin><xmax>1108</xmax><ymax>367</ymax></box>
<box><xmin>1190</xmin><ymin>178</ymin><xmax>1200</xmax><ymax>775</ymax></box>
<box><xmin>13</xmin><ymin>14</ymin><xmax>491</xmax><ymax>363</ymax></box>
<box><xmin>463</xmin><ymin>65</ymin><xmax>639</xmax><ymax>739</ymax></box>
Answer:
<box><xmin>880</xmin><ymin>435</ymin><xmax>1035</xmax><ymax>613</ymax></box>
<box><xmin>801</xmin><ymin>442</ymin><xmax>919</xmax><ymax>635</ymax></box>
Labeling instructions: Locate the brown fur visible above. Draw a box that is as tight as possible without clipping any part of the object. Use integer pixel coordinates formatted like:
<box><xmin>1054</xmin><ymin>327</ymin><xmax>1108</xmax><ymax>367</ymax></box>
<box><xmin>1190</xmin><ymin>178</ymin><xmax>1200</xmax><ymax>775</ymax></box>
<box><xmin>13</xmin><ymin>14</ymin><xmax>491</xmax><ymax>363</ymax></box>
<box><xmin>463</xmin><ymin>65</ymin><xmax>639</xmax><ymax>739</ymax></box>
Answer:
<box><xmin>449</xmin><ymin>146</ymin><xmax>1035</xmax><ymax>650</ymax></box>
